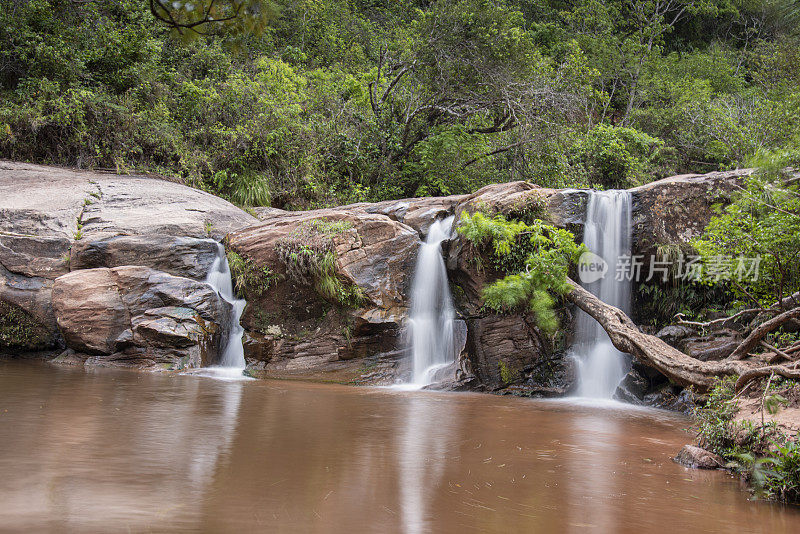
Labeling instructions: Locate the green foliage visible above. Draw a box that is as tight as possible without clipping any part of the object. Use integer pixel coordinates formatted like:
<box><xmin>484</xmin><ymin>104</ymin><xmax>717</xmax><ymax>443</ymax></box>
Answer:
<box><xmin>149</xmin><ymin>1</ymin><xmax>280</xmax><ymax>39</ymax></box>
<box><xmin>697</xmin><ymin>377</ymin><xmax>800</xmax><ymax>503</ymax></box>
<box><xmin>275</xmin><ymin>218</ymin><xmax>364</xmax><ymax>307</ymax></box>
<box><xmin>0</xmin><ymin>302</ymin><xmax>51</xmax><ymax>350</ymax></box>
<box><xmin>696</xmin><ymin>377</ymin><xmax>746</xmax><ymax>455</ymax></box>
<box><xmin>2</xmin><ymin>0</ymin><xmax>799</xmax><ymax>207</ymax></box>
<box><xmin>226</xmin><ymin>250</ymin><xmax>278</xmax><ymax>296</ymax></box>
<box><xmin>636</xmin><ymin>279</ymin><xmax>729</xmax><ymax>325</ymax></box>
<box><xmin>693</xmin><ymin>163</ymin><xmax>800</xmax><ymax>307</ymax></box>
<box><xmin>498</xmin><ymin>360</ymin><xmax>516</xmax><ymax>385</ymax></box>
<box><xmin>570</xmin><ymin>124</ymin><xmax>668</xmax><ymax>189</ymax></box>
<box><xmin>458</xmin><ymin>210</ymin><xmax>585</xmax><ymax>333</ymax></box>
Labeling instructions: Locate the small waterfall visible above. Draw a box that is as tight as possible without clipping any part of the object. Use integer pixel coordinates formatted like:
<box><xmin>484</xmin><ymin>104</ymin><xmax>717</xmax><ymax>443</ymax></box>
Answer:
<box><xmin>406</xmin><ymin>216</ymin><xmax>456</xmax><ymax>386</ymax></box>
<box><xmin>573</xmin><ymin>191</ymin><xmax>632</xmax><ymax>398</ymax></box>
<box><xmin>204</xmin><ymin>243</ymin><xmax>247</xmax><ymax>377</ymax></box>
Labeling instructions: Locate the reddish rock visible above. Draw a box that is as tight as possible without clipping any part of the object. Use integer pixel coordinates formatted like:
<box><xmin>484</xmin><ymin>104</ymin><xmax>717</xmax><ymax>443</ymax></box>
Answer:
<box><xmin>51</xmin><ymin>266</ymin><xmax>229</xmax><ymax>368</ymax></box>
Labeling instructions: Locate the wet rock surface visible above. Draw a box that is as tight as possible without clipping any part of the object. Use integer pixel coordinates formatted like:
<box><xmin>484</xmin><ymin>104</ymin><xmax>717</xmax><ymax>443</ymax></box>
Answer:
<box><xmin>674</xmin><ymin>445</ymin><xmax>725</xmax><ymax>469</ymax></box>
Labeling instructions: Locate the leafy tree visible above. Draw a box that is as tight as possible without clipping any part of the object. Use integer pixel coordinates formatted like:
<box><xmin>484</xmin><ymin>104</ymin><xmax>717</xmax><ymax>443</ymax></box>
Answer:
<box><xmin>693</xmin><ymin>150</ymin><xmax>800</xmax><ymax>307</ymax></box>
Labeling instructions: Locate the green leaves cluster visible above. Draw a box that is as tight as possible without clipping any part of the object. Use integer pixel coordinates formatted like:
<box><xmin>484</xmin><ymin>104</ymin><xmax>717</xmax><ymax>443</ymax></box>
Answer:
<box><xmin>1</xmin><ymin>0</ymin><xmax>799</xmax><ymax>207</ymax></box>
<box><xmin>226</xmin><ymin>250</ymin><xmax>278</xmax><ymax>297</ymax></box>
<box><xmin>693</xmin><ymin>159</ymin><xmax>800</xmax><ymax>307</ymax></box>
<box><xmin>458</xmin><ymin>211</ymin><xmax>585</xmax><ymax>333</ymax></box>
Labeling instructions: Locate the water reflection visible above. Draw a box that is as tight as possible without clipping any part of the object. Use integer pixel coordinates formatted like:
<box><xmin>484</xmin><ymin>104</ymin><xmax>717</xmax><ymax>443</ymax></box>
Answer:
<box><xmin>397</xmin><ymin>395</ymin><xmax>458</xmax><ymax>534</ymax></box>
<box><xmin>565</xmin><ymin>403</ymin><xmax>624</xmax><ymax>533</ymax></box>
<box><xmin>2</xmin><ymin>361</ymin><xmax>800</xmax><ymax>533</ymax></box>
<box><xmin>0</xmin><ymin>363</ymin><xmax>244</xmax><ymax>532</ymax></box>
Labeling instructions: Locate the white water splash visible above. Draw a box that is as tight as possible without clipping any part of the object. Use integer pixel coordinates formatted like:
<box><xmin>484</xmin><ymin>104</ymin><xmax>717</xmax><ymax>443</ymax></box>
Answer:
<box><xmin>573</xmin><ymin>191</ymin><xmax>632</xmax><ymax>399</ymax></box>
<box><xmin>200</xmin><ymin>242</ymin><xmax>247</xmax><ymax>380</ymax></box>
<box><xmin>404</xmin><ymin>216</ymin><xmax>456</xmax><ymax>387</ymax></box>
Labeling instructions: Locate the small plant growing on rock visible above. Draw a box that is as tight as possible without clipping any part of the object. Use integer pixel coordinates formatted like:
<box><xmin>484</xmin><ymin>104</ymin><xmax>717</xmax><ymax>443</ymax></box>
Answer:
<box><xmin>227</xmin><ymin>251</ymin><xmax>279</xmax><ymax>297</ymax></box>
<box><xmin>498</xmin><ymin>360</ymin><xmax>516</xmax><ymax>385</ymax></box>
<box><xmin>0</xmin><ymin>302</ymin><xmax>50</xmax><ymax>349</ymax></box>
<box><xmin>275</xmin><ymin>218</ymin><xmax>365</xmax><ymax>307</ymax></box>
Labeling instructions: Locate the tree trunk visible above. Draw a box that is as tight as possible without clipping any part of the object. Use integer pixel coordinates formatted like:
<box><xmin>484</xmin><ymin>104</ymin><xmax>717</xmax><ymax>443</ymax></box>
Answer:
<box><xmin>563</xmin><ymin>278</ymin><xmax>789</xmax><ymax>391</ymax></box>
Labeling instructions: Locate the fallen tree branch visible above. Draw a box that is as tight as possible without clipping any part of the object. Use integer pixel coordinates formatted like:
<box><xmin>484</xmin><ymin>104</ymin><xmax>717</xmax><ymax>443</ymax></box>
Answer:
<box><xmin>564</xmin><ymin>278</ymin><xmax>800</xmax><ymax>392</ymax></box>
<box><xmin>727</xmin><ymin>307</ymin><xmax>800</xmax><ymax>361</ymax></box>
<box><xmin>673</xmin><ymin>308</ymin><xmax>769</xmax><ymax>331</ymax></box>
<box><xmin>760</xmin><ymin>340</ymin><xmax>795</xmax><ymax>362</ymax></box>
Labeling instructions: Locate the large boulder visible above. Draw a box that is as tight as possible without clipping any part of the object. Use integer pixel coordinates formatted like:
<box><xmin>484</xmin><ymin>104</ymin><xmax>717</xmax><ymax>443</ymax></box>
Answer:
<box><xmin>227</xmin><ymin>208</ymin><xmax>420</xmax><ymax>380</ymax></box>
<box><xmin>51</xmin><ymin>266</ymin><xmax>230</xmax><ymax>368</ymax></box>
<box><xmin>629</xmin><ymin>169</ymin><xmax>751</xmax><ymax>259</ymax></box>
<box><xmin>0</xmin><ymin>162</ymin><xmax>256</xmax><ymax>354</ymax></box>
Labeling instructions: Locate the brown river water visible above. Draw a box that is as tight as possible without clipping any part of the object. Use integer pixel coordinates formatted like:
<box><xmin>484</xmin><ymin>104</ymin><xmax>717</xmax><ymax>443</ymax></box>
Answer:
<box><xmin>1</xmin><ymin>360</ymin><xmax>799</xmax><ymax>533</ymax></box>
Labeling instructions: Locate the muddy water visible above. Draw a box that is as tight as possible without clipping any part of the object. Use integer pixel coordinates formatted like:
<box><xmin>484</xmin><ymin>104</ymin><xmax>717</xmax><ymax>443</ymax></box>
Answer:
<box><xmin>1</xmin><ymin>360</ymin><xmax>798</xmax><ymax>533</ymax></box>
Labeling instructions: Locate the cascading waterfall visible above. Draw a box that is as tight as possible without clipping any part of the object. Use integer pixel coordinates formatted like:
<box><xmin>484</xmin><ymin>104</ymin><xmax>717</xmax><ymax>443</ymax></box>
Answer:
<box><xmin>573</xmin><ymin>191</ymin><xmax>632</xmax><ymax>398</ymax></box>
<box><xmin>406</xmin><ymin>216</ymin><xmax>456</xmax><ymax>386</ymax></box>
<box><xmin>204</xmin><ymin>242</ymin><xmax>247</xmax><ymax>377</ymax></box>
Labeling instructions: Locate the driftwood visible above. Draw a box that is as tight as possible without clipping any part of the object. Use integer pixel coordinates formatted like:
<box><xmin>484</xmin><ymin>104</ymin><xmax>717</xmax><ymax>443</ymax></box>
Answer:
<box><xmin>564</xmin><ymin>278</ymin><xmax>800</xmax><ymax>392</ymax></box>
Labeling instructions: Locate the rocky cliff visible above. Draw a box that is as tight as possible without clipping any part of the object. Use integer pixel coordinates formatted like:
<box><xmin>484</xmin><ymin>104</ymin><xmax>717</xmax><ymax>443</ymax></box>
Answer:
<box><xmin>0</xmin><ymin>160</ymin><xmax>747</xmax><ymax>390</ymax></box>
<box><xmin>0</xmin><ymin>161</ymin><xmax>256</xmax><ymax>368</ymax></box>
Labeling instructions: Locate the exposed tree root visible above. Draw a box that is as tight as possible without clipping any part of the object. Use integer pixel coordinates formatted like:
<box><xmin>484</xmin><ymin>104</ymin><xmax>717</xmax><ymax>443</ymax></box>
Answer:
<box><xmin>564</xmin><ymin>279</ymin><xmax>800</xmax><ymax>393</ymax></box>
<box><xmin>734</xmin><ymin>363</ymin><xmax>800</xmax><ymax>392</ymax></box>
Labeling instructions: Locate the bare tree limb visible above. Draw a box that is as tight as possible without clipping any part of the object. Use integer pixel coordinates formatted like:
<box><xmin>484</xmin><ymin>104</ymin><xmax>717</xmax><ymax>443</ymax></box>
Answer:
<box><xmin>727</xmin><ymin>307</ymin><xmax>800</xmax><ymax>361</ymax></box>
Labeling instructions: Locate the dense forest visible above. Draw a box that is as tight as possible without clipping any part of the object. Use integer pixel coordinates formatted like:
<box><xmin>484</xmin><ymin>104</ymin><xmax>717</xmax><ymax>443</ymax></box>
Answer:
<box><xmin>1</xmin><ymin>0</ymin><xmax>798</xmax><ymax>208</ymax></box>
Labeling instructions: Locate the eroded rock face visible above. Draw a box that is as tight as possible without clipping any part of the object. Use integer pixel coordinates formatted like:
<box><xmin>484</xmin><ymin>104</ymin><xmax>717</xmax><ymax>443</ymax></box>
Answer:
<box><xmin>70</xmin><ymin>235</ymin><xmax>219</xmax><ymax>280</ymax></box>
<box><xmin>464</xmin><ymin>314</ymin><xmax>551</xmax><ymax>390</ymax></box>
<box><xmin>227</xmin><ymin>208</ymin><xmax>419</xmax><ymax>380</ymax></box>
<box><xmin>51</xmin><ymin>266</ymin><xmax>229</xmax><ymax>368</ymax></box>
<box><xmin>0</xmin><ymin>162</ymin><xmax>256</xmax><ymax>354</ymax></box>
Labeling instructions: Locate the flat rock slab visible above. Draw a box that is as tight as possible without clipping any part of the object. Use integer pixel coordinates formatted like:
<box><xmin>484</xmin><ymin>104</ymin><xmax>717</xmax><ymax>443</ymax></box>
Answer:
<box><xmin>0</xmin><ymin>161</ymin><xmax>256</xmax><ymax>240</ymax></box>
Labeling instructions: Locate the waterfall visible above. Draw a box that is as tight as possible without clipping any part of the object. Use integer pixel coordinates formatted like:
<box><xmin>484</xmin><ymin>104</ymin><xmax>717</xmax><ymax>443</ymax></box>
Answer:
<box><xmin>573</xmin><ymin>191</ymin><xmax>632</xmax><ymax>398</ymax></box>
<box><xmin>204</xmin><ymin>242</ymin><xmax>247</xmax><ymax>377</ymax></box>
<box><xmin>405</xmin><ymin>216</ymin><xmax>456</xmax><ymax>387</ymax></box>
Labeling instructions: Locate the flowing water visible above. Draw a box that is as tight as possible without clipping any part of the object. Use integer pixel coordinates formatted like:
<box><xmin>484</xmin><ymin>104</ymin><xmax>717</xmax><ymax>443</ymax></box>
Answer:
<box><xmin>201</xmin><ymin>242</ymin><xmax>247</xmax><ymax>378</ymax></box>
<box><xmin>1</xmin><ymin>360</ymin><xmax>799</xmax><ymax>533</ymax></box>
<box><xmin>574</xmin><ymin>191</ymin><xmax>633</xmax><ymax>398</ymax></box>
<box><xmin>406</xmin><ymin>216</ymin><xmax>456</xmax><ymax>386</ymax></box>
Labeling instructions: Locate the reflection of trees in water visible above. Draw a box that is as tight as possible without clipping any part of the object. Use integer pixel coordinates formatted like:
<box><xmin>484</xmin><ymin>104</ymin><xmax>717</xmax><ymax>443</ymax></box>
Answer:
<box><xmin>564</xmin><ymin>408</ymin><xmax>623</xmax><ymax>534</ymax></box>
<box><xmin>202</xmin><ymin>386</ymin><xmax>464</xmax><ymax>533</ymax></box>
